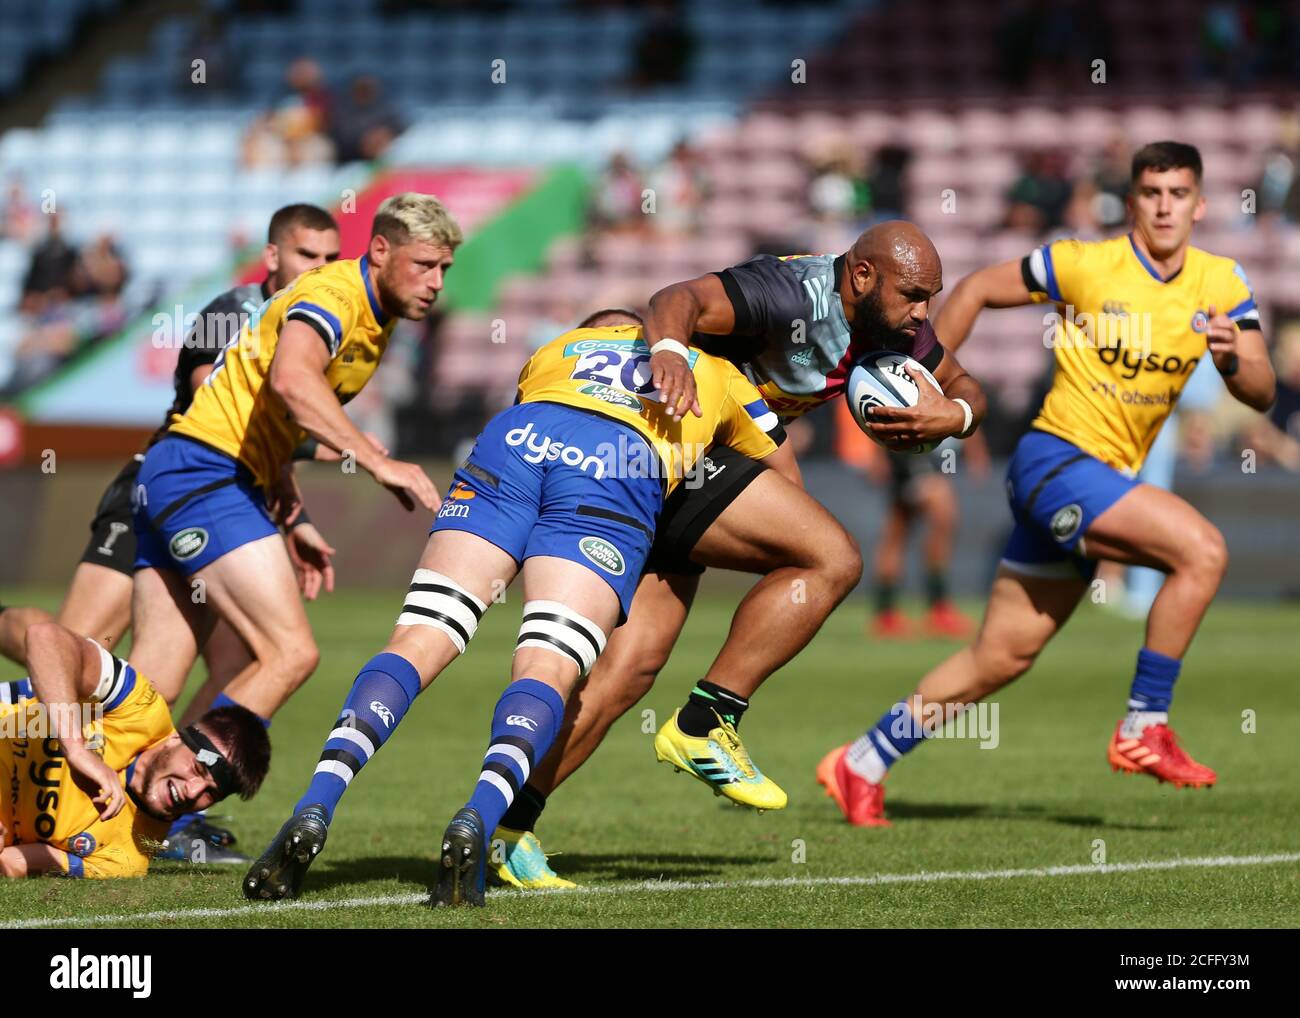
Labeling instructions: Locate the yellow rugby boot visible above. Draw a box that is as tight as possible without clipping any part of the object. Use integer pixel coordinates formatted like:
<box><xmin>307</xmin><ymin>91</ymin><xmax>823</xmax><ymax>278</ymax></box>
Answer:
<box><xmin>489</xmin><ymin>826</ymin><xmax>576</xmax><ymax>890</ymax></box>
<box><xmin>654</xmin><ymin>708</ymin><xmax>787</xmax><ymax>812</ymax></box>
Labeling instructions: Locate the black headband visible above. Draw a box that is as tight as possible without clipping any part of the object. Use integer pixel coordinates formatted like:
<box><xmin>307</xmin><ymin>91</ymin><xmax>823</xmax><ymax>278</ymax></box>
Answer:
<box><xmin>179</xmin><ymin>725</ymin><xmax>238</xmax><ymax>800</ymax></box>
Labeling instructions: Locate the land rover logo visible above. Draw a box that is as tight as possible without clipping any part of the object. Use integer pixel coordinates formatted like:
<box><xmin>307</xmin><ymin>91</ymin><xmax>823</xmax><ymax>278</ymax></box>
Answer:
<box><xmin>577</xmin><ymin>383</ymin><xmax>642</xmax><ymax>411</ymax></box>
<box><xmin>578</xmin><ymin>536</ymin><xmax>625</xmax><ymax>575</ymax></box>
<box><xmin>169</xmin><ymin>526</ymin><xmax>209</xmax><ymax>561</ymax></box>
<box><xmin>1050</xmin><ymin>504</ymin><xmax>1083</xmax><ymax>543</ymax></box>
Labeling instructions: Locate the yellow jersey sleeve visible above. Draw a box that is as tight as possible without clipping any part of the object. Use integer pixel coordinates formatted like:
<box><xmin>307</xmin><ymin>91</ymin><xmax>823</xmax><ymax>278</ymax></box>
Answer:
<box><xmin>1214</xmin><ymin>259</ymin><xmax>1261</xmax><ymax>329</ymax></box>
<box><xmin>717</xmin><ymin>372</ymin><xmax>780</xmax><ymax>461</ymax></box>
<box><xmin>283</xmin><ymin>276</ymin><xmax>362</xmax><ymax>359</ymax></box>
<box><xmin>1024</xmin><ymin>238</ymin><xmax>1087</xmax><ymax>305</ymax></box>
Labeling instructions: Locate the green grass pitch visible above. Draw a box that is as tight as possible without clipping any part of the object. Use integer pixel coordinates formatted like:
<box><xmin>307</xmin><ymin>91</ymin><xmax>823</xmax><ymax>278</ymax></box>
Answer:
<box><xmin>2</xmin><ymin>585</ymin><xmax>1296</xmax><ymax>928</ymax></box>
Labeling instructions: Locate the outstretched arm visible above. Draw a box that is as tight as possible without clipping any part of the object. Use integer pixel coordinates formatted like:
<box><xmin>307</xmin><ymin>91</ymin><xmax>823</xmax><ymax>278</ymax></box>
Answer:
<box><xmin>932</xmin><ymin>258</ymin><xmax>1036</xmax><ymax>352</ymax></box>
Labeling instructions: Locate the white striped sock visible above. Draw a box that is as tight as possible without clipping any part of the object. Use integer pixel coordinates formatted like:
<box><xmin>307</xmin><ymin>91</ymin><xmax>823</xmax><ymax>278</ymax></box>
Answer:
<box><xmin>844</xmin><ymin>735</ymin><xmax>888</xmax><ymax>783</ymax></box>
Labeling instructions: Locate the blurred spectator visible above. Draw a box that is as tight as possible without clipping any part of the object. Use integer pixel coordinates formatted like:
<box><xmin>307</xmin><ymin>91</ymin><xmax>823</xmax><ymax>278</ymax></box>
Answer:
<box><xmin>330</xmin><ymin>76</ymin><xmax>405</xmax><ymax>164</ymax></box>
<box><xmin>630</xmin><ymin>0</ymin><xmax>695</xmax><ymax>88</ymax></box>
<box><xmin>1240</xmin><ymin>322</ymin><xmax>1300</xmax><ymax>470</ymax></box>
<box><xmin>865</xmin><ymin>145</ymin><xmax>911</xmax><ymax>221</ymax></box>
<box><xmin>75</xmin><ymin>234</ymin><xmax>129</xmax><ymax>299</ymax></box>
<box><xmin>591</xmin><ymin>152</ymin><xmax>647</xmax><ymax>233</ymax></box>
<box><xmin>21</xmin><ymin>212</ymin><xmax>78</xmax><ymax>312</ymax></box>
<box><xmin>1004</xmin><ymin>149</ymin><xmax>1073</xmax><ymax>234</ymax></box>
<box><xmin>807</xmin><ymin>145</ymin><xmax>864</xmax><ymax>222</ymax></box>
<box><xmin>1088</xmin><ymin>136</ymin><xmax>1131</xmax><ymax>230</ymax></box>
<box><xmin>2</xmin><ymin>176</ymin><xmax>38</xmax><ymax>244</ymax></box>
<box><xmin>242</xmin><ymin>58</ymin><xmax>335</xmax><ymax>168</ymax></box>
<box><xmin>645</xmin><ymin>139</ymin><xmax>707</xmax><ymax>235</ymax></box>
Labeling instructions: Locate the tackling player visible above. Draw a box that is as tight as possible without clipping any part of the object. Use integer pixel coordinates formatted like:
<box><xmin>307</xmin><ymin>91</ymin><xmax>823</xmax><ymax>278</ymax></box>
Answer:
<box><xmin>818</xmin><ymin>142</ymin><xmax>1277</xmax><ymax>826</ymax></box>
<box><xmin>242</xmin><ymin>310</ymin><xmax>783</xmax><ymax>905</ymax></box>
<box><xmin>126</xmin><ymin>194</ymin><xmax>451</xmax><ymax>759</ymax></box>
<box><xmin>0</xmin><ymin>621</ymin><xmax>269</xmax><ymax>878</ymax></box>
<box><xmin>481</xmin><ymin>223</ymin><xmax>988</xmax><ymax>887</ymax></box>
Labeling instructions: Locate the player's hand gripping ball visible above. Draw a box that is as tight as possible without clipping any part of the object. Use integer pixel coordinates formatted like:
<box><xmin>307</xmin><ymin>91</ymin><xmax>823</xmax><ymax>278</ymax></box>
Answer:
<box><xmin>846</xmin><ymin>350</ymin><xmax>945</xmax><ymax>454</ymax></box>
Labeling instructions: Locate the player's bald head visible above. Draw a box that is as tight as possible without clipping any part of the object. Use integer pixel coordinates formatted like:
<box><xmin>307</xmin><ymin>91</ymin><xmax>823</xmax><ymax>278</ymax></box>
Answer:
<box><xmin>841</xmin><ymin>220</ymin><xmax>943</xmax><ymax>343</ymax></box>
<box><xmin>848</xmin><ymin>220</ymin><xmax>942</xmax><ymax>288</ymax></box>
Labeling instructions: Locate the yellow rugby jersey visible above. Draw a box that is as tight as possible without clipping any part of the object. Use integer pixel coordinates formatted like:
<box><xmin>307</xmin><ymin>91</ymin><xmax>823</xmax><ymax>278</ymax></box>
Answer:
<box><xmin>516</xmin><ymin>325</ymin><xmax>780</xmax><ymax>492</ymax></box>
<box><xmin>0</xmin><ymin>646</ymin><xmax>172</xmax><ymax>878</ymax></box>
<box><xmin>170</xmin><ymin>256</ymin><xmax>396</xmax><ymax>490</ymax></box>
<box><xmin>1025</xmin><ymin>234</ymin><xmax>1259</xmax><ymax>473</ymax></box>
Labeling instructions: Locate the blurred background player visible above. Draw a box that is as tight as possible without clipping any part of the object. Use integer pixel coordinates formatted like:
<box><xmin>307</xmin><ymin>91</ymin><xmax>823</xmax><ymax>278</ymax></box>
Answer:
<box><xmin>0</xmin><ymin>204</ymin><xmax>342</xmax><ymax>864</ymax></box>
<box><xmin>126</xmin><ymin>193</ymin><xmax>451</xmax><ymax>832</ymax></box>
<box><xmin>242</xmin><ymin>310</ymin><xmax>780</xmax><ymax>905</ymax></box>
<box><xmin>819</xmin><ymin>142</ymin><xmax>1277</xmax><ymax>827</ymax></box>
<box><xmin>835</xmin><ymin>399</ymin><xmax>989</xmax><ymax>638</ymax></box>
<box><xmin>0</xmin><ymin>620</ymin><xmax>269</xmax><ymax>878</ymax></box>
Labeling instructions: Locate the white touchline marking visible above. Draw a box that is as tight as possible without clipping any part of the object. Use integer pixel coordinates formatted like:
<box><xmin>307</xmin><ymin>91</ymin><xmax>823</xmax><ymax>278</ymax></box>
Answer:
<box><xmin>4</xmin><ymin>851</ymin><xmax>1296</xmax><ymax>929</ymax></box>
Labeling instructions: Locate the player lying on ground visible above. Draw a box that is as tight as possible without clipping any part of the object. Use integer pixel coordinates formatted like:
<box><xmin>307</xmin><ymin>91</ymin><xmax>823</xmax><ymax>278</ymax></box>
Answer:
<box><xmin>126</xmin><ymin>194</ymin><xmax>452</xmax><ymax>780</ymax></box>
<box><xmin>817</xmin><ymin>141</ymin><xmax>1277</xmax><ymax>826</ymax></box>
<box><xmin>0</xmin><ymin>621</ymin><xmax>268</xmax><ymax>877</ymax></box>
<box><xmin>480</xmin><ymin>222</ymin><xmax>989</xmax><ymax>888</ymax></box>
<box><xmin>242</xmin><ymin>310</ymin><xmax>782</xmax><ymax>905</ymax></box>
<box><xmin>0</xmin><ymin>204</ymin><xmax>346</xmax><ymax>864</ymax></box>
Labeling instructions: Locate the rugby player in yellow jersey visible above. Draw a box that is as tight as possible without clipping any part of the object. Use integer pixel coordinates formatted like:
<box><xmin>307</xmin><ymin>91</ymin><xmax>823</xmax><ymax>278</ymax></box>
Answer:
<box><xmin>0</xmin><ymin>205</ymin><xmax>345</xmax><ymax>863</ymax></box>
<box><xmin>243</xmin><ymin>310</ymin><xmax>783</xmax><ymax>905</ymax></box>
<box><xmin>473</xmin><ymin>223</ymin><xmax>984</xmax><ymax>890</ymax></box>
<box><xmin>127</xmin><ymin>194</ymin><xmax>455</xmax><ymax>740</ymax></box>
<box><xmin>0</xmin><ymin>621</ymin><xmax>268</xmax><ymax>878</ymax></box>
<box><xmin>818</xmin><ymin>142</ymin><xmax>1277</xmax><ymax>826</ymax></box>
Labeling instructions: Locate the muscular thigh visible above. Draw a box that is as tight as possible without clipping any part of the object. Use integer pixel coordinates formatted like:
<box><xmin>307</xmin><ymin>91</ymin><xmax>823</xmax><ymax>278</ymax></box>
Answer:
<box><xmin>1081</xmin><ymin>484</ymin><xmax>1218</xmax><ymax>570</ymax></box>
<box><xmin>57</xmin><ymin>563</ymin><xmax>133</xmax><ymax>650</ymax></box>
<box><xmin>692</xmin><ymin>468</ymin><xmax>851</xmax><ymax>573</ymax></box>
<box><xmin>194</xmin><ymin>534</ymin><xmax>311</xmax><ymax>656</ymax></box>
<box><xmin>978</xmin><ymin>567</ymin><xmax>1088</xmax><ymax>659</ymax></box>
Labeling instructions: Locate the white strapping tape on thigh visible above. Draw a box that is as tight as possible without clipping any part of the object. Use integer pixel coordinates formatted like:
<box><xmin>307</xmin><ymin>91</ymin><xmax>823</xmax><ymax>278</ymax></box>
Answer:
<box><xmin>396</xmin><ymin>569</ymin><xmax>488</xmax><ymax>654</ymax></box>
<box><xmin>516</xmin><ymin>599</ymin><xmax>607</xmax><ymax>677</ymax></box>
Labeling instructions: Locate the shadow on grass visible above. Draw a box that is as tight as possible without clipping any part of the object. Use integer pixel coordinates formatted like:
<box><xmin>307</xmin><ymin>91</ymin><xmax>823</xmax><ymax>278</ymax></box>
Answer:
<box><xmin>242</xmin><ymin>851</ymin><xmax>759</xmax><ymax>895</ymax></box>
<box><xmin>884</xmin><ymin>801</ymin><xmax>1178</xmax><ymax>832</ymax></box>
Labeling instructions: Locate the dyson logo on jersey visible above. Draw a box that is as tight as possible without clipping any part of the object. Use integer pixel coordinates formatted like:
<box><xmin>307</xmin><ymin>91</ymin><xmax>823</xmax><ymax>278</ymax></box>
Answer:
<box><xmin>505</xmin><ymin>422</ymin><xmax>607</xmax><ymax>478</ymax></box>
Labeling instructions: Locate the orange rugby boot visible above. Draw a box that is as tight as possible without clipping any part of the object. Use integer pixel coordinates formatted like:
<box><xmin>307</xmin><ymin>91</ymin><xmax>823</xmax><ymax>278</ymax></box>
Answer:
<box><xmin>816</xmin><ymin>744</ymin><xmax>891</xmax><ymax>827</ymax></box>
<box><xmin>1107</xmin><ymin>720</ymin><xmax>1217</xmax><ymax>789</ymax></box>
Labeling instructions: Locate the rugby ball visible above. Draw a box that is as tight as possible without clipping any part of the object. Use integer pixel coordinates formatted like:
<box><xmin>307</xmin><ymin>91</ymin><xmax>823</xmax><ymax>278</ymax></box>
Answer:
<box><xmin>846</xmin><ymin>350</ymin><xmax>944</xmax><ymax>454</ymax></box>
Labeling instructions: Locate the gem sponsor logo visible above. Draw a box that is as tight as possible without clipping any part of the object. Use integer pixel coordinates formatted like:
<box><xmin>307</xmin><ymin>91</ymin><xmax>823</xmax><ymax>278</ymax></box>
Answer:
<box><xmin>578</xmin><ymin>536</ymin><xmax>626</xmax><ymax>576</ymax></box>
<box><xmin>50</xmin><ymin>949</ymin><xmax>152</xmax><ymax>998</ymax></box>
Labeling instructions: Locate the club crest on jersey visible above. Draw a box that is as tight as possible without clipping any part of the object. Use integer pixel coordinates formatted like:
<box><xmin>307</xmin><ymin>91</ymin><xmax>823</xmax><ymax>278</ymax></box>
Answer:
<box><xmin>1050</xmin><ymin>504</ymin><xmax>1083</xmax><ymax>543</ymax></box>
<box><xmin>578</xmin><ymin>536</ymin><xmax>625</xmax><ymax>576</ymax></box>
<box><xmin>69</xmin><ymin>831</ymin><xmax>96</xmax><ymax>857</ymax></box>
<box><xmin>1190</xmin><ymin>310</ymin><xmax>1209</xmax><ymax>333</ymax></box>
<box><xmin>169</xmin><ymin>527</ymin><xmax>208</xmax><ymax>562</ymax></box>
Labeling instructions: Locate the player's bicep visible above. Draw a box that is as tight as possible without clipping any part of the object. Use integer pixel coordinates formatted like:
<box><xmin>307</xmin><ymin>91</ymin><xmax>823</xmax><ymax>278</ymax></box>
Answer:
<box><xmin>930</xmin><ymin>345</ymin><xmax>970</xmax><ymax>388</ymax></box>
<box><xmin>270</xmin><ymin>321</ymin><xmax>334</xmax><ymax>391</ymax></box>
<box><xmin>653</xmin><ymin>273</ymin><xmax>737</xmax><ymax>336</ymax></box>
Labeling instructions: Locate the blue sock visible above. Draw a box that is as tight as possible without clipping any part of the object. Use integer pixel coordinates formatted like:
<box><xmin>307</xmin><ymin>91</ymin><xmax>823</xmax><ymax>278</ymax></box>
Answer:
<box><xmin>211</xmin><ymin>690</ymin><xmax>270</xmax><ymax>729</ymax></box>
<box><xmin>166</xmin><ymin>811</ymin><xmax>204</xmax><ymax>838</ymax></box>
<box><xmin>846</xmin><ymin>700</ymin><xmax>927</xmax><ymax>782</ymax></box>
<box><xmin>1128</xmin><ymin>647</ymin><xmax>1181</xmax><ymax>713</ymax></box>
<box><xmin>295</xmin><ymin>653</ymin><xmax>422</xmax><ymax>822</ymax></box>
<box><xmin>465</xmin><ymin>679</ymin><xmax>565</xmax><ymax>837</ymax></box>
